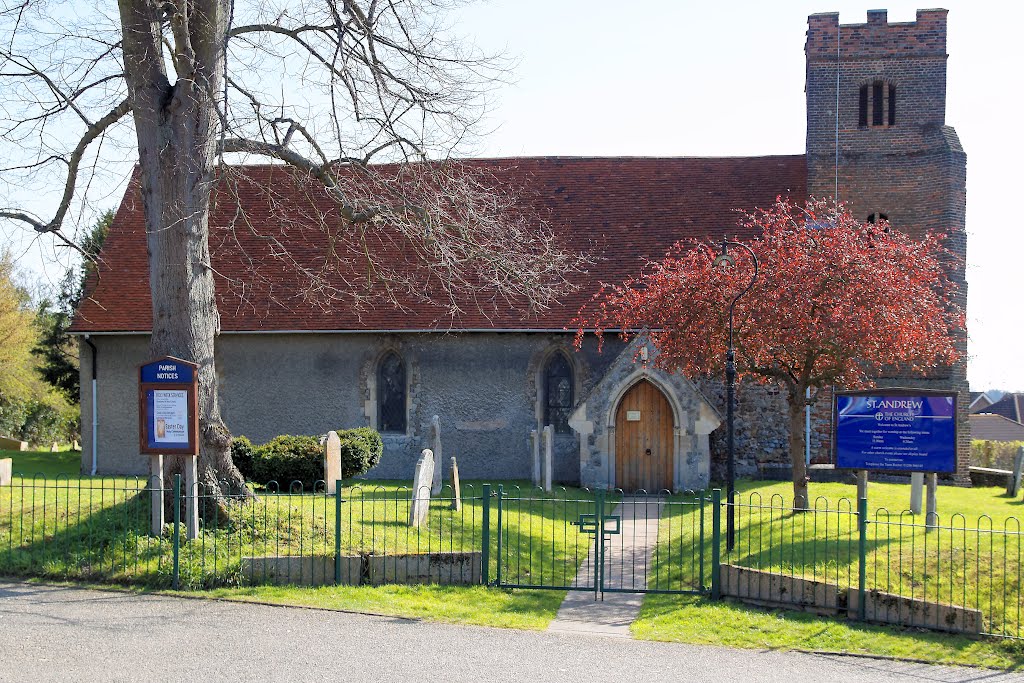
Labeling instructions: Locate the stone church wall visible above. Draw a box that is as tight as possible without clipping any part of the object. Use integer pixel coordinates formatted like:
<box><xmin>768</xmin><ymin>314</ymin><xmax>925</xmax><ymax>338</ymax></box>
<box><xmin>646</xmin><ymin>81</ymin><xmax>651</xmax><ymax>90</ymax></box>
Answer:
<box><xmin>80</xmin><ymin>332</ymin><xmax>624</xmax><ymax>482</ymax></box>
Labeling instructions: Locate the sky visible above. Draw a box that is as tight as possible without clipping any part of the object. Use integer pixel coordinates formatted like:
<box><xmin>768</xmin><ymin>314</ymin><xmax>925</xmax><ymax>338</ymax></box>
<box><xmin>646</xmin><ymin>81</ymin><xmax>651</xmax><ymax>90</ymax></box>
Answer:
<box><xmin>4</xmin><ymin>0</ymin><xmax>1022</xmax><ymax>391</ymax></box>
<box><xmin>451</xmin><ymin>0</ymin><xmax>1024</xmax><ymax>392</ymax></box>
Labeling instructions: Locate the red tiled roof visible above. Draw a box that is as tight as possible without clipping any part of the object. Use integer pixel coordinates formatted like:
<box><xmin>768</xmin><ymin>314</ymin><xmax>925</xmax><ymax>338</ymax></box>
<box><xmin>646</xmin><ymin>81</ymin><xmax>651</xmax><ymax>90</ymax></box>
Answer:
<box><xmin>71</xmin><ymin>156</ymin><xmax>807</xmax><ymax>333</ymax></box>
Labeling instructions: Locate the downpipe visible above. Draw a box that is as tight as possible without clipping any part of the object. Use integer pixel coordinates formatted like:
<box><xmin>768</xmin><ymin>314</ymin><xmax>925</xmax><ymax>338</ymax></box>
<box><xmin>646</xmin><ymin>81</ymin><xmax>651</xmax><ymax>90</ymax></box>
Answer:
<box><xmin>83</xmin><ymin>334</ymin><xmax>98</xmax><ymax>476</ymax></box>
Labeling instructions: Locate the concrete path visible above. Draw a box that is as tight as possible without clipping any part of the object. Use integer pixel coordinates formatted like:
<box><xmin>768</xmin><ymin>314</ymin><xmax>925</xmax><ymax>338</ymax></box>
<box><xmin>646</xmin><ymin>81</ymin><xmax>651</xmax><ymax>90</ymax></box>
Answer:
<box><xmin>2</xmin><ymin>581</ymin><xmax>1019</xmax><ymax>682</ymax></box>
<box><xmin>548</xmin><ymin>496</ymin><xmax>662</xmax><ymax>638</ymax></box>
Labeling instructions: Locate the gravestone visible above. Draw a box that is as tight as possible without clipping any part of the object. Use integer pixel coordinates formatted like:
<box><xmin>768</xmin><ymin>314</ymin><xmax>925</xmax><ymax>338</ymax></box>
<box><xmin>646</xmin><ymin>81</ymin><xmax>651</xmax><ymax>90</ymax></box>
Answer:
<box><xmin>430</xmin><ymin>415</ymin><xmax>443</xmax><ymax>495</ymax></box>
<box><xmin>0</xmin><ymin>458</ymin><xmax>11</xmax><ymax>486</ymax></box>
<box><xmin>1010</xmin><ymin>447</ymin><xmax>1024</xmax><ymax>498</ymax></box>
<box><xmin>530</xmin><ymin>429</ymin><xmax>540</xmax><ymax>487</ymax></box>
<box><xmin>542</xmin><ymin>425</ymin><xmax>553</xmax><ymax>492</ymax></box>
<box><xmin>450</xmin><ymin>456</ymin><xmax>461</xmax><ymax>511</ymax></box>
<box><xmin>409</xmin><ymin>448</ymin><xmax>434</xmax><ymax>527</ymax></box>
<box><xmin>324</xmin><ymin>431</ymin><xmax>341</xmax><ymax>495</ymax></box>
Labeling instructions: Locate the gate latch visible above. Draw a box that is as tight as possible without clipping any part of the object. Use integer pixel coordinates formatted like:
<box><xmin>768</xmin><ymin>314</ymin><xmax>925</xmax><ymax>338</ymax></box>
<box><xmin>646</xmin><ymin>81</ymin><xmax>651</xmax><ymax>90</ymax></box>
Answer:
<box><xmin>571</xmin><ymin>513</ymin><xmax>599</xmax><ymax>535</ymax></box>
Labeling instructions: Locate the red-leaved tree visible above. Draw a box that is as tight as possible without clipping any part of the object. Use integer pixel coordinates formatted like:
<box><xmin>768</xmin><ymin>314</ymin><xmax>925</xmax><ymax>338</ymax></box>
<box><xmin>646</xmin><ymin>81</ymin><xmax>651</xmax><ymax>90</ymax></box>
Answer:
<box><xmin>575</xmin><ymin>197</ymin><xmax>965</xmax><ymax>508</ymax></box>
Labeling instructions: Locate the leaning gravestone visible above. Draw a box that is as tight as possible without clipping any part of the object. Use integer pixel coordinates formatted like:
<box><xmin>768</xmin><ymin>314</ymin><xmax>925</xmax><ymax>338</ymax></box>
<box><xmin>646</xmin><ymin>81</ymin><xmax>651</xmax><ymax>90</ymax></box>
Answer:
<box><xmin>450</xmin><ymin>456</ymin><xmax>462</xmax><ymax>511</ymax></box>
<box><xmin>0</xmin><ymin>458</ymin><xmax>11</xmax><ymax>486</ymax></box>
<box><xmin>1009</xmin><ymin>446</ymin><xmax>1024</xmax><ymax>498</ymax></box>
<box><xmin>409</xmin><ymin>448</ymin><xmax>435</xmax><ymax>527</ymax></box>
<box><xmin>430</xmin><ymin>415</ymin><xmax>443</xmax><ymax>495</ymax></box>
<box><xmin>324</xmin><ymin>431</ymin><xmax>341</xmax><ymax>495</ymax></box>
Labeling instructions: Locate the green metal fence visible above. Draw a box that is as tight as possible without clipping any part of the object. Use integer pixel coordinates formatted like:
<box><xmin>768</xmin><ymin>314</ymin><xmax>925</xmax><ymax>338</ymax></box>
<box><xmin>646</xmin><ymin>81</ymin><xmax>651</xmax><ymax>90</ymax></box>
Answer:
<box><xmin>1</xmin><ymin>473</ymin><xmax>1020</xmax><ymax>639</ymax></box>
<box><xmin>723</xmin><ymin>492</ymin><xmax>1022</xmax><ymax>640</ymax></box>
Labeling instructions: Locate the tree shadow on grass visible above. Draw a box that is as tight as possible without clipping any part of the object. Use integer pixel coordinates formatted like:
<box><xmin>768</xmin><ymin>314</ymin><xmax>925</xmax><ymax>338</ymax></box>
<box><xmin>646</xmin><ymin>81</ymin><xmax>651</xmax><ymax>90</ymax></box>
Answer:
<box><xmin>0</xmin><ymin>489</ymin><xmax>174</xmax><ymax>587</ymax></box>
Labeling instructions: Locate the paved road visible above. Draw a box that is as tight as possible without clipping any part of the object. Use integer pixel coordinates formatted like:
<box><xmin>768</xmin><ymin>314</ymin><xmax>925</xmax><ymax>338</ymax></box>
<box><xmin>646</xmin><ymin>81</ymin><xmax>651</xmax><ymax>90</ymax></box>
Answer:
<box><xmin>0</xmin><ymin>581</ymin><xmax>1020</xmax><ymax>682</ymax></box>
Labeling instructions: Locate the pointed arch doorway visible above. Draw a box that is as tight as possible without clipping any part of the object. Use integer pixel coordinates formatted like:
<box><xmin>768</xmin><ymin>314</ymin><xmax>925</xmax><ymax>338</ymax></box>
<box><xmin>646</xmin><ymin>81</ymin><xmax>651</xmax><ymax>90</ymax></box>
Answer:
<box><xmin>615</xmin><ymin>380</ymin><xmax>675</xmax><ymax>492</ymax></box>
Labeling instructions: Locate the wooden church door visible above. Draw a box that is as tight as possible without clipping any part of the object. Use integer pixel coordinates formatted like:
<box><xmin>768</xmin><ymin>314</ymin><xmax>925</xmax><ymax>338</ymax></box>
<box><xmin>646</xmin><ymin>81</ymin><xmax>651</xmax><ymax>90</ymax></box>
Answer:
<box><xmin>614</xmin><ymin>380</ymin><xmax>674</xmax><ymax>492</ymax></box>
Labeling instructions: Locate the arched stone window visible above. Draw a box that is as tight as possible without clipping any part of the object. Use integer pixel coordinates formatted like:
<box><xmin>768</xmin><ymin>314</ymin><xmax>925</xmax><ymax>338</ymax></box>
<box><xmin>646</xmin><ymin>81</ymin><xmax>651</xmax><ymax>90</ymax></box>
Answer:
<box><xmin>377</xmin><ymin>352</ymin><xmax>407</xmax><ymax>433</ymax></box>
<box><xmin>543</xmin><ymin>353</ymin><xmax>574</xmax><ymax>434</ymax></box>
<box><xmin>859</xmin><ymin>81</ymin><xmax>896</xmax><ymax>127</ymax></box>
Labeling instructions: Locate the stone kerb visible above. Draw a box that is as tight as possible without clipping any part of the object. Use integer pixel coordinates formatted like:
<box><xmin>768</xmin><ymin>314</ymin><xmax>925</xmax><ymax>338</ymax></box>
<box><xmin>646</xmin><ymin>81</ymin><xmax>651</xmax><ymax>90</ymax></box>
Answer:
<box><xmin>324</xmin><ymin>431</ymin><xmax>341</xmax><ymax>495</ymax></box>
<box><xmin>0</xmin><ymin>436</ymin><xmax>27</xmax><ymax>451</ymax></box>
<box><xmin>367</xmin><ymin>552</ymin><xmax>482</xmax><ymax>586</ymax></box>
<box><xmin>408</xmin><ymin>448</ymin><xmax>434</xmax><ymax>527</ymax></box>
<box><xmin>242</xmin><ymin>555</ymin><xmax>361</xmax><ymax>587</ymax></box>
<box><xmin>720</xmin><ymin>564</ymin><xmax>982</xmax><ymax>634</ymax></box>
<box><xmin>848</xmin><ymin>590</ymin><xmax>982</xmax><ymax>634</ymax></box>
<box><xmin>240</xmin><ymin>552</ymin><xmax>481</xmax><ymax>587</ymax></box>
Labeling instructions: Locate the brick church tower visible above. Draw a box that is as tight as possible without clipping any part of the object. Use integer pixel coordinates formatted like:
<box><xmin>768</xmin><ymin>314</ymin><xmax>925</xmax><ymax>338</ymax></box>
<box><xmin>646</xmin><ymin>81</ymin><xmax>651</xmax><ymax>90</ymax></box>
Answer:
<box><xmin>805</xmin><ymin>9</ymin><xmax>970</xmax><ymax>478</ymax></box>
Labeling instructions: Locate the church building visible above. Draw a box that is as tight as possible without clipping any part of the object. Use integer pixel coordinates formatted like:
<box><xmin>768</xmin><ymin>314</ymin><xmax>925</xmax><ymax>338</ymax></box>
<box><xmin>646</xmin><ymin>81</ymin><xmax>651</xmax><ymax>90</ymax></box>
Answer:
<box><xmin>71</xmin><ymin>9</ymin><xmax>969</xmax><ymax>488</ymax></box>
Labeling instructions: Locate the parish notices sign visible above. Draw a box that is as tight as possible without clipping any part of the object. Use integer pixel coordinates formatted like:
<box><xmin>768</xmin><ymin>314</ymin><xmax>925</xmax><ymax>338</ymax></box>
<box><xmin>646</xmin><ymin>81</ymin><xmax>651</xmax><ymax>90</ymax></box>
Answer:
<box><xmin>834</xmin><ymin>389</ymin><xmax>957</xmax><ymax>473</ymax></box>
<box><xmin>138</xmin><ymin>356</ymin><xmax>199</xmax><ymax>456</ymax></box>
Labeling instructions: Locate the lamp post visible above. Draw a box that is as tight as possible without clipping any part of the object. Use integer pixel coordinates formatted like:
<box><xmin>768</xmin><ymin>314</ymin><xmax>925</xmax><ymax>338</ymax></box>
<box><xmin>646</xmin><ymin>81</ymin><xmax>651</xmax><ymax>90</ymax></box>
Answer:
<box><xmin>713</xmin><ymin>238</ymin><xmax>759</xmax><ymax>552</ymax></box>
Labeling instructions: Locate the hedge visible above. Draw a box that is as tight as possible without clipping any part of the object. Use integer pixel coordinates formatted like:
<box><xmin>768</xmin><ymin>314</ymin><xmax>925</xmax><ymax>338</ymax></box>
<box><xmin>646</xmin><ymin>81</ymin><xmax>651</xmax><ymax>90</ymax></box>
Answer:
<box><xmin>231</xmin><ymin>427</ymin><xmax>383</xmax><ymax>488</ymax></box>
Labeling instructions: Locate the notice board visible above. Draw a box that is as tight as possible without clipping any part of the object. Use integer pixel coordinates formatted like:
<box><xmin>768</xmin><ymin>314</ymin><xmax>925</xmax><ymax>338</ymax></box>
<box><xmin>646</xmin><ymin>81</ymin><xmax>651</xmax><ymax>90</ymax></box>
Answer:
<box><xmin>834</xmin><ymin>389</ymin><xmax>957</xmax><ymax>473</ymax></box>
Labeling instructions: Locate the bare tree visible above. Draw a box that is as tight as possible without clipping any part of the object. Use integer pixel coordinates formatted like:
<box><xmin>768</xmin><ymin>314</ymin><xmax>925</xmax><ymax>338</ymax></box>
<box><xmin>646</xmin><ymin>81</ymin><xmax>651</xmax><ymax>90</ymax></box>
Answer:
<box><xmin>0</xmin><ymin>0</ymin><xmax>583</xmax><ymax>499</ymax></box>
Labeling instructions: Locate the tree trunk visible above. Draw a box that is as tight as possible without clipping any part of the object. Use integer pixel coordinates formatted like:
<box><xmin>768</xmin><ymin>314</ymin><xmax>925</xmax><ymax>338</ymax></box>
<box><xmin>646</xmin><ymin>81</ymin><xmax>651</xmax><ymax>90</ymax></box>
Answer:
<box><xmin>118</xmin><ymin>0</ymin><xmax>245</xmax><ymax>511</ymax></box>
<box><xmin>788</xmin><ymin>397</ymin><xmax>810</xmax><ymax>510</ymax></box>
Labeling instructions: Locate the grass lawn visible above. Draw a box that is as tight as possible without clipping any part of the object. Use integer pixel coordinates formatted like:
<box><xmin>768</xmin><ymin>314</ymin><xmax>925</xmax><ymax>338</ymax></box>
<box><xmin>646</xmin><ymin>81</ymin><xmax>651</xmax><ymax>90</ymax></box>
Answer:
<box><xmin>632</xmin><ymin>594</ymin><xmax>1024</xmax><ymax>670</ymax></box>
<box><xmin>1</xmin><ymin>449</ymin><xmax>82</xmax><ymax>478</ymax></box>
<box><xmin>178</xmin><ymin>583</ymin><xmax>566</xmax><ymax>630</ymax></box>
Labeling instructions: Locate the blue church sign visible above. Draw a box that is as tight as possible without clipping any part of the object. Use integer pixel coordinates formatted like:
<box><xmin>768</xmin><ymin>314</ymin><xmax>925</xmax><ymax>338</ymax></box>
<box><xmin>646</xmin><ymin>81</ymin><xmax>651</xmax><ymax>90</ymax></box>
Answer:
<box><xmin>138</xmin><ymin>356</ymin><xmax>199</xmax><ymax>456</ymax></box>
<box><xmin>834</xmin><ymin>390</ymin><xmax>957</xmax><ymax>473</ymax></box>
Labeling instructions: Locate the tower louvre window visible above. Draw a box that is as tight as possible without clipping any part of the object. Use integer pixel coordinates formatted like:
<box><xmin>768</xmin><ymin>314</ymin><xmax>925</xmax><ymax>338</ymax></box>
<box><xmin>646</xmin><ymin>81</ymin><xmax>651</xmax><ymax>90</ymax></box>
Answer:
<box><xmin>872</xmin><ymin>82</ymin><xmax>884</xmax><ymax>125</ymax></box>
<box><xmin>867</xmin><ymin>213</ymin><xmax>889</xmax><ymax>224</ymax></box>
<box><xmin>858</xmin><ymin>81</ymin><xmax>896</xmax><ymax>128</ymax></box>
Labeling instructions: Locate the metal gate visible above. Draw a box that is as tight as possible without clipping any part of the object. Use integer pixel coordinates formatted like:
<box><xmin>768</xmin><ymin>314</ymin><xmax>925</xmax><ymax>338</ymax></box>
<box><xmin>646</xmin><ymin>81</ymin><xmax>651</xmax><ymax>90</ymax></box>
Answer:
<box><xmin>490</xmin><ymin>486</ymin><xmax>714</xmax><ymax>595</ymax></box>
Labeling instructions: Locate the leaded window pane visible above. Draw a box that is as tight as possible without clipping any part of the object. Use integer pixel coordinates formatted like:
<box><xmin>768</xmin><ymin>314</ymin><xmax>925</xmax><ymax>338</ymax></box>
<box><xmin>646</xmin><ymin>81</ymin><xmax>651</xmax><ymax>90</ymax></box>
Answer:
<box><xmin>377</xmin><ymin>352</ymin><xmax>406</xmax><ymax>433</ymax></box>
<box><xmin>544</xmin><ymin>353</ymin><xmax>573</xmax><ymax>434</ymax></box>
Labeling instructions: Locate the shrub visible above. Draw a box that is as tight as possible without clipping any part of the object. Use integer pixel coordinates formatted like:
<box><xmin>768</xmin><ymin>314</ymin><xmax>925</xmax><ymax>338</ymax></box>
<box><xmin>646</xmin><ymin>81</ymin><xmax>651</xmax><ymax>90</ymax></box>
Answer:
<box><xmin>0</xmin><ymin>396</ymin><xmax>30</xmax><ymax>440</ymax></box>
<box><xmin>971</xmin><ymin>440</ymin><xmax>1024</xmax><ymax>470</ymax></box>
<box><xmin>251</xmin><ymin>434</ymin><xmax>323</xmax><ymax>490</ymax></box>
<box><xmin>230</xmin><ymin>436</ymin><xmax>257</xmax><ymax>481</ymax></box>
<box><xmin>0</xmin><ymin>396</ymin><xmax>78</xmax><ymax>446</ymax></box>
<box><xmin>18</xmin><ymin>400</ymin><xmax>76</xmax><ymax>446</ymax></box>
<box><xmin>232</xmin><ymin>427</ymin><xmax>384</xmax><ymax>488</ymax></box>
<box><xmin>336</xmin><ymin>427</ymin><xmax>383</xmax><ymax>479</ymax></box>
